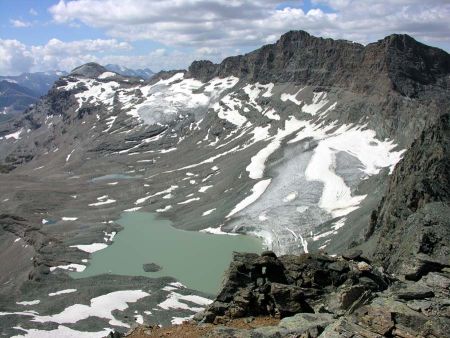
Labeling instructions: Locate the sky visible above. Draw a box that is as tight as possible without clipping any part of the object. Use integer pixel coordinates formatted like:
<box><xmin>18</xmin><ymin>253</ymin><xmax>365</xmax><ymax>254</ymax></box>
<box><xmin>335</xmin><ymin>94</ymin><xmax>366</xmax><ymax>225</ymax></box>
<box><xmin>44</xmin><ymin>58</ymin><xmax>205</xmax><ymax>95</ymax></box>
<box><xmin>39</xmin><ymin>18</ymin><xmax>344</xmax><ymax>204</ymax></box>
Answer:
<box><xmin>1</xmin><ymin>0</ymin><xmax>449</xmax><ymax>76</ymax></box>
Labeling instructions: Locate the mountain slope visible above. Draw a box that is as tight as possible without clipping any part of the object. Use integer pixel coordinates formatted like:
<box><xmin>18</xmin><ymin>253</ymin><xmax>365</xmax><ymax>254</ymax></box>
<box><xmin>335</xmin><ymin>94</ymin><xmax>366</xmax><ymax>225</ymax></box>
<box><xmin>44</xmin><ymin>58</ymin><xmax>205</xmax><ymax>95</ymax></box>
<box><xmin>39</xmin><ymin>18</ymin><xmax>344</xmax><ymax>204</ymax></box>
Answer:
<box><xmin>192</xmin><ymin>32</ymin><xmax>450</xmax><ymax>144</ymax></box>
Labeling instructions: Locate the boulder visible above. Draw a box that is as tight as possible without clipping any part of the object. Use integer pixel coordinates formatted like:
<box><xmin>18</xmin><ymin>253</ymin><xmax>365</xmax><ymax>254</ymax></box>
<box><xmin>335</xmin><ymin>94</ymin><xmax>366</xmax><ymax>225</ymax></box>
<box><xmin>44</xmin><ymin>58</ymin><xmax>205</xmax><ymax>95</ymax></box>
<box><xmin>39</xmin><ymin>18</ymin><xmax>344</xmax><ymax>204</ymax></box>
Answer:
<box><xmin>142</xmin><ymin>263</ymin><xmax>162</xmax><ymax>272</ymax></box>
<box><xmin>269</xmin><ymin>283</ymin><xmax>314</xmax><ymax>317</ymax></box>
<box><xmin>396</xmin><ymin>287</ymin><xmax>435</xmax><ymax>301</ymax></box>
<box><xmin>342</xmin><ymin>249</ymin><xmax>363</xmax><ymax>261</ymax></box>
<box><xmin>339</xmin><ymin>285</ymin><xmax>369</xmax><ymax>310</ymax></box>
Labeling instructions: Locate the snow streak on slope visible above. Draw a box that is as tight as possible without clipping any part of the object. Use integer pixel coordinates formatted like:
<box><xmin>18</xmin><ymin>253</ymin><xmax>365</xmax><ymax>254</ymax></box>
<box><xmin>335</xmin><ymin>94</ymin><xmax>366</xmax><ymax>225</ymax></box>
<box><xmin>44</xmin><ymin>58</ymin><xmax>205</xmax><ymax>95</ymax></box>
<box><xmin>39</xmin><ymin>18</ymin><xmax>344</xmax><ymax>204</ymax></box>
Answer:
<box><xmin>39</xmin><ymin>75</ymin><xmax>405</xmax><ymax>258</ymax></box>
<box><xmin>227</xmin><ymin>179</ymin><xmax>272</xmax><ymax>217</ymax></box>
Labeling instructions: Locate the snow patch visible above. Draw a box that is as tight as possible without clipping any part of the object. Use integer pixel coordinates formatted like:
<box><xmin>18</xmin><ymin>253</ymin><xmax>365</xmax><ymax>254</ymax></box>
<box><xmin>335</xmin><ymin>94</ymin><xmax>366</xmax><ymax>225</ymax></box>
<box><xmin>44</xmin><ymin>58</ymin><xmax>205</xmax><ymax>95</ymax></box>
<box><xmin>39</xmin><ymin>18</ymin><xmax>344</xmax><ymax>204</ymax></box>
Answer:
<box><xmin>10</xmin><ymin>325</ymin><xmax>111</xmax><ymax>338</ymax></box>
<box><xmin>156</xmin><ymin>205</ymin><xmax>172</xmax><ymax>212</ymax></box>
<box><xmin>70</xmin><ymin>243</ymin><xmax>108</xmax><ymax>253</ymax></box>
<box><xmin>124</xmin><ymin>207</ymin><xmax>142</xmax><ymax>212</ymax></box>
<box><xmin>178</xmin><ymin>197</ymin><xmax>200</xmax><ymax>205</ymax></box>
<box><xmin>201</xmin><ymin>208</ymin><xmax>216</xmax><ymax>216</ymax></box>
<box><xmin>50</xmin><ymin>264</ymin><xmax>86</xmax><ymax>272</ymax></box>
<box><xmin>49</xmin><ymin>289</ymin><xmax>77</xmax><ymax>297</ymax></box>
<box><xmin>98</xmin><ymin>71</ymin><xmax>116</xmax><ymax>79</ymax></box>
<box><xmin>158</xmin><ymin>291</ymin><xmax>212</xmax><ymax>312</ymax></box>
<box><xmin>198</xmin><ymin>185</ymin><xmax>212</xmax><ymax>193</ymax></box>
<box><xmin>16</xmin><ymin>300</ymin><xmax>40</xmax><ymax>306</ymax></box>
<box><xmin>2</xmin><ymin>290</ymin><xmax>149</xmax><ymax>329</ymax></box>
<box><xmin>62</xmin><ymin>217</ymin><xmax>78</xmax><ymax>221</ymax></box>
<box><xmin>4</xmin><ymin>128</ymin><xmax>23</xmax><ymax>140</ymax></box>
<box><xmin>227</xmin><ymin>179</ymin><xmax>272</xmax><ymax>217</ymax></box>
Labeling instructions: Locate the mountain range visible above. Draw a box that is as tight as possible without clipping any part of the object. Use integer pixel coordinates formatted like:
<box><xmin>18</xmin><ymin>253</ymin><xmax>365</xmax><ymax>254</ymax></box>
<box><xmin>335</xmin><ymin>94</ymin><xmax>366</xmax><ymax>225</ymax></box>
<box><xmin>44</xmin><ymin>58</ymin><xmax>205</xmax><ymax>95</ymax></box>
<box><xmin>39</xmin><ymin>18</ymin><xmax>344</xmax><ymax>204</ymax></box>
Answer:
<box><xmin>0</xmin><ymin>65</ymin><xmax>154</xmax><ymax>115</ymax></box>
<box><xmin>0</xmin><ymin>71</ymin><xmax>66</xmax><ymax>114</ymax></box>
<box><xmin>0</xmin><ymin>31</ymin><xmax>448</xmax><ymax>337</ymax></box>
<box><xmin>105</xmin><ymin>64</ymin><xmax>155</xmax><ymax>79</ymax></box>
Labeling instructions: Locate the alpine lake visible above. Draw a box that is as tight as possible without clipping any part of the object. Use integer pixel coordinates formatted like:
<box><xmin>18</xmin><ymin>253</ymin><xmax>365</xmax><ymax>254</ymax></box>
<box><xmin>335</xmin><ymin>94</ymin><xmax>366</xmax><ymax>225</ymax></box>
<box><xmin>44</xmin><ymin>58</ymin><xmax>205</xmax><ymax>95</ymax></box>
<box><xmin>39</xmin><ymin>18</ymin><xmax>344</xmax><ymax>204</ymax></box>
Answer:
<box><xmin>72</xmin><ymin>212</ymin><xmax>263</xmax><ymax>294</ymax></box>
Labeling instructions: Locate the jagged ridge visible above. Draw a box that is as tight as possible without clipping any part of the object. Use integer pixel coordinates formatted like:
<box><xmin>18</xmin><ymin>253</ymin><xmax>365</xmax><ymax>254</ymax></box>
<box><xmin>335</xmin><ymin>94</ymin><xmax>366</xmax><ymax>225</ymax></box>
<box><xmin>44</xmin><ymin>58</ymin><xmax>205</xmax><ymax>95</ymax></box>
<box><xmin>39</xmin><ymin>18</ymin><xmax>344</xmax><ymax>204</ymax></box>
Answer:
<box><xmin>188</xmin><ymin>30</ymin><xmax>450</xmax><ymax>97</ymax></box>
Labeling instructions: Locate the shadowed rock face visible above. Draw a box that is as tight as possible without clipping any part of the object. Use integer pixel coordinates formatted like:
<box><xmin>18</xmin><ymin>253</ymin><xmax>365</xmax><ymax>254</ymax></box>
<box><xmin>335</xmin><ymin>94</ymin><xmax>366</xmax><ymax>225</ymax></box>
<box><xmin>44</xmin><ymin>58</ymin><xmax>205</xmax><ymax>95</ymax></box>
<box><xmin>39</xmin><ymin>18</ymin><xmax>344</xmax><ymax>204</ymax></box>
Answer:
<box><xmin>189</xmin><ymin>31</ymin><xmax>450</xmax><ymax>97</ymax></box>
<box><xmin>197</xmin><ymin>251</ymin><xmax>391</xmax><ymax>323</ymax></box>
<box><xmin>186</xmin><ymin>30</ymin><xmax>450</xmax><ymax>147</ymax></box>
<box><xmin>369</xmin><ymin>114</ymin><xmax>450</xmax><ymax>279</ymax></box>
<box><xmin>192</xmin><ymin>250</ymin><xmax>450</xmax><ymax>338</ymax></box>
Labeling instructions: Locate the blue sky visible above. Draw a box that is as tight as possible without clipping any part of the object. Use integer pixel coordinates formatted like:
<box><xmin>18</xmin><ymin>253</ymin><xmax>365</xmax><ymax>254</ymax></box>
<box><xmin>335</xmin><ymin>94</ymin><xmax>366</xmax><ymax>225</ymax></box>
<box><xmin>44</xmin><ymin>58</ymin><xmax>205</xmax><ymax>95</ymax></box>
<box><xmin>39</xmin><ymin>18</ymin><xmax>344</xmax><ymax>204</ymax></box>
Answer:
<box><xmin>1</xmin><ymin>1</ymin><xmax>449</xmax><ymax>75</ymax></box>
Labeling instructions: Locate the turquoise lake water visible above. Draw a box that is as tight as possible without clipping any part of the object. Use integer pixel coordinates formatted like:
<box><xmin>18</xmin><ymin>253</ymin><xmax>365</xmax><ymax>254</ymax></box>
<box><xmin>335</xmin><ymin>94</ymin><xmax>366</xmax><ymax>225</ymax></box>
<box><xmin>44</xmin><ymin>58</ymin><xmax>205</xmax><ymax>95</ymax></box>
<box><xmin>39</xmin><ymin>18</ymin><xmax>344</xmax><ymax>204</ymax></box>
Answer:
<box><xmin>73</xmin><ymin>212</ymin><xmax>262</xmax><ymax>294</ymax></box>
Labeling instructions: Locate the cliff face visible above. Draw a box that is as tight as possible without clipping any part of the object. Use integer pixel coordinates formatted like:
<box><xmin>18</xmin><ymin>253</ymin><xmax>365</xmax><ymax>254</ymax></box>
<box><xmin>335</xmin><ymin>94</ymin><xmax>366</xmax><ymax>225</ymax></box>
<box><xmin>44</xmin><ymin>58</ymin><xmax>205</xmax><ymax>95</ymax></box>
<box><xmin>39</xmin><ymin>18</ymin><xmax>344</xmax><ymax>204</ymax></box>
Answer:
<box><xmin>190</xmin><ymin>250</ymin><xmax>450</xmax><ymax>338</ymax></box>
<box><xmin>369</xmin><ymin>114</ymin><xmax>450</xmax><ymax>279</ymax></box>
<box><xmin>189</xmin><ymin>31</ymin><xmax>450</xmax><ymax>97</ymax></box>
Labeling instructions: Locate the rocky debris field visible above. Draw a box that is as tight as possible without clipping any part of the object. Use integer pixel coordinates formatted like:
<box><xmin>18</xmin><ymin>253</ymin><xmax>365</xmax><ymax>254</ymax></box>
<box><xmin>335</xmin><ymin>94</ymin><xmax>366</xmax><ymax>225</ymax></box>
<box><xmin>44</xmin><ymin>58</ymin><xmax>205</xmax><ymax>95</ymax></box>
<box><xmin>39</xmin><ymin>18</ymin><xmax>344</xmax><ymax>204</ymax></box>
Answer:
<box><xmin>119</xmin><ymin>250</ymin><xmax>449</xmax><ymax>338</ymax></box>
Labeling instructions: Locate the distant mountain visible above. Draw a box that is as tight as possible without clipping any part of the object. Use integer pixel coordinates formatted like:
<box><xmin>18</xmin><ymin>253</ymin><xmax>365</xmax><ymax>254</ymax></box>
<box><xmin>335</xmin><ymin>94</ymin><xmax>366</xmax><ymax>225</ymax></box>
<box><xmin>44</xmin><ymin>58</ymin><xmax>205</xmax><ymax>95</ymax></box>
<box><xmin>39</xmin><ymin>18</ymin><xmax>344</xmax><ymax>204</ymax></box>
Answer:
<box><xmin>71</xmin><ymin>62</ymin><xmax>110</xmax><ymax>78</ymax></box>
<box><xmin>0</xmin><ymin>71</ymin><xmax>67</xmax><ymax>114</ymax></box>
<box><xmin>0</xmin><ymin>71</ymin><xmax>67</xmax><ymax>96</ymax></box>
<box><xmin>0</xmin><ymin>80</ymin><xmax>40</xmax><ymax>114</ymax></box>
<box><xmin>105</xmin><ymin>64</ymin><xmax>154</xmax><ymax>79</ymax></box>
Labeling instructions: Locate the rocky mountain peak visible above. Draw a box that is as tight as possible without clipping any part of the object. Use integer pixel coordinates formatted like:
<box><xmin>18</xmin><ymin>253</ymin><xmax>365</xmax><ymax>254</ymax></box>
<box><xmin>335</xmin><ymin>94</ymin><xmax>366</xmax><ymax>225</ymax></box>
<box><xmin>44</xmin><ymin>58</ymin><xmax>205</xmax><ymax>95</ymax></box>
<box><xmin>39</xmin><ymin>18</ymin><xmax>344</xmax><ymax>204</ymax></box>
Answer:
<box><xmin>187</xmin><ymin>60</ymin><xmax>218</xmax><ymax>82</ymax></box>
<box><xmin>69</xmin><ymin>62</ymin><xmax>109</xmax><ymax>78</ymax></box>
<box><xmin>187</xmin><ymin>30</ymin><xmax>450</xmax><ymax>98</ymax></box>
<box><xmin>276</xmin><ymin>29</ymin><xmax>359</xmax><ymax>49</ymax></box>
<box><xmin>364</xmin><ymin>33</ymin><xmax>450</xmax><ymax>96</ymax></box>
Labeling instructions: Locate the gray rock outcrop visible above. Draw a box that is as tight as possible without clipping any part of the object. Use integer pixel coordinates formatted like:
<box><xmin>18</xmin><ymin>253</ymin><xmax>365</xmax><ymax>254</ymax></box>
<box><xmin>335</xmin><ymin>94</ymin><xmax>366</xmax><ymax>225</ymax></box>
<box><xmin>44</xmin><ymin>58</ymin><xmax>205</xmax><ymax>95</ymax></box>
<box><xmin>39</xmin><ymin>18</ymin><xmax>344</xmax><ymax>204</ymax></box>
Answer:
<box><xmin>368</xmin><ymin>114</ymin><xmax>450</xmax><ymax>280</ymax></box>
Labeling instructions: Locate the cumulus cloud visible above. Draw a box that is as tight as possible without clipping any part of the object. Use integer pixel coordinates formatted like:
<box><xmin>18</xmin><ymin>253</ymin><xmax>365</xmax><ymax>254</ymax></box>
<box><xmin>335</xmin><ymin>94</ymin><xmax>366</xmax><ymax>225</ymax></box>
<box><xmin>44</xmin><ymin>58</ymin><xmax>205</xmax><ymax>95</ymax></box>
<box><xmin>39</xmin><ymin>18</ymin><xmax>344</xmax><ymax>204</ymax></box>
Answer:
<box><xmin>0</xmin><ymin>38</ymin><xmax>131</xmax><ymax>75</ymax></box>
<box><xmin>10</xmin><ymin>19</ymin><xmax>32</xmax><ymax>28</ymax></box>
<box><xmin>96</xmin><ymin>47</ymin><xmax>231</xmax><ymax>72</ymax></box>
<box><xmin>48</xmin><ymin>0</ymin><xmax>450</xmax><ymax>50</ymax></box>
<box><xmin>0</xmin><ymin>40</ymin><xmax>34</xmax><ymax>75</ymax></box>
<box><xmin>2</xmin><ymin>1</ymin><xmax>450</xmax><ymax>75</ymax></box>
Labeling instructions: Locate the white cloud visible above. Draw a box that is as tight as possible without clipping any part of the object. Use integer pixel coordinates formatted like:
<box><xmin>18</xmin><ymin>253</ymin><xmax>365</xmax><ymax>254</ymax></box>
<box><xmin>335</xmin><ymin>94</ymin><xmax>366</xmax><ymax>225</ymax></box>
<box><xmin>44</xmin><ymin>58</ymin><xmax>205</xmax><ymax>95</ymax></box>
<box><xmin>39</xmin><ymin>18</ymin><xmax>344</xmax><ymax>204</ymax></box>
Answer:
<box><xmin>10</xmin><ymin>19</ymin><xmax>32</xmax><ymax>28</ymax></box>
<box><xmin>0</xmin><ymin>38</ymin><xmax>131</xmax><ymax>75</ymax></box>
<box><xmin>29</xmin><ymin>8</ymin><xmax>38</xmax><ymax>16</ymax></box>
<box><xmin>96</xmin><ymin>47</ymin><xmax>230</xmax><ymax>72</ymax></box>
<box><xmin>0</xmin><ymin>40</ymin><xmax>34</xmax><ymax>75</ymax></box>
<box><xmin>2</xmin><ymin>1</ymin><xmax>450</xmax><ymax>75</ymax></box>
<box><xmin>48</xmin><ymin>0</ymin><xmax>450</xmax><ymax>50</ymax></box>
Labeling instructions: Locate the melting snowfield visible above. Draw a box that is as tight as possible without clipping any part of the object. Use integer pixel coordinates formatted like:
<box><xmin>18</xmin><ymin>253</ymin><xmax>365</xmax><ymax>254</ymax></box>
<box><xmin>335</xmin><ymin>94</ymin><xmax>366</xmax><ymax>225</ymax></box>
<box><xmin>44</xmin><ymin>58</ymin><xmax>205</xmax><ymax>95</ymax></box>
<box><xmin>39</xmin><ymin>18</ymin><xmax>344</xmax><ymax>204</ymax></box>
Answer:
<box><xmin>218</xmin><ymin>86</ymin><xmax>404</xmax><ymax>254</ymax></box>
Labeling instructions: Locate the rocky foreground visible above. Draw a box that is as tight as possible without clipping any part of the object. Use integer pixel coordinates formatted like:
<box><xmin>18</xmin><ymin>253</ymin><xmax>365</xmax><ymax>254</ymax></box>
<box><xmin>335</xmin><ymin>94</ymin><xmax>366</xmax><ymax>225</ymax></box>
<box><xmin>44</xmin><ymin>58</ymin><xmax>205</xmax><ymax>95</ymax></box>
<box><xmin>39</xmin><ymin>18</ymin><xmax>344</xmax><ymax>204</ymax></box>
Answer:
<box><xmin>118</xmin><ymin>250</ymin><xmax>448</xmax><ymax>338</ymax></box>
